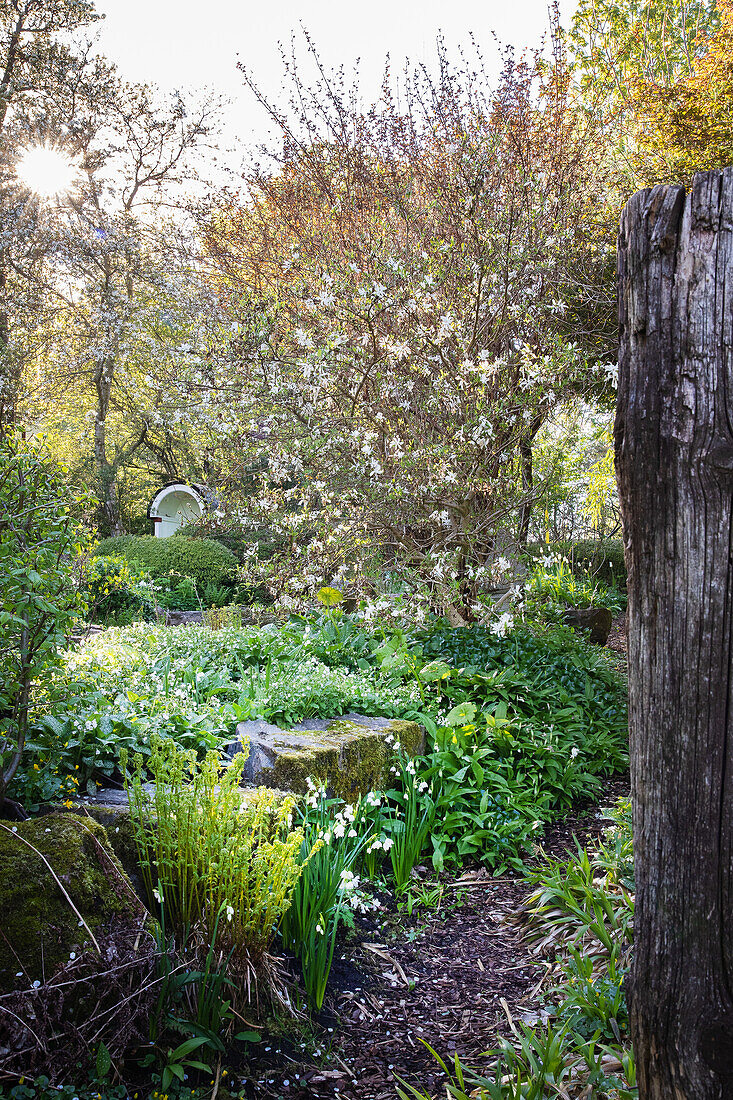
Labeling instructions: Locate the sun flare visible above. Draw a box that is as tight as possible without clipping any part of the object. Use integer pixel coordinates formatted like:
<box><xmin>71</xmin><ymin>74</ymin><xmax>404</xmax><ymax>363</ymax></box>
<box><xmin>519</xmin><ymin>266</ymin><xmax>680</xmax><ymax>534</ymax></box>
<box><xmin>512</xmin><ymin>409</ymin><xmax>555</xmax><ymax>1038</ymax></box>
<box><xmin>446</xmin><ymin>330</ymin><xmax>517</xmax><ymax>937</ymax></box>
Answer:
<box><xmin>16</xmin><ymin>145</ymin><xmax>77</xmax><ymax>198</ymax></box>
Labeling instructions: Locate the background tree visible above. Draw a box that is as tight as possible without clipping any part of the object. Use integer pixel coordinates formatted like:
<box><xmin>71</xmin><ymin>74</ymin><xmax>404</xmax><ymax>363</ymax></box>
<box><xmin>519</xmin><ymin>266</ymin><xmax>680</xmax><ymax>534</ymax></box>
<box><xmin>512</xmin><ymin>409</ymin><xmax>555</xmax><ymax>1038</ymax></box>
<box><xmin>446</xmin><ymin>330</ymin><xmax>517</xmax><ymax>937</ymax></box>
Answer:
<box><xmin>18</xmin><ymin>80</ymin><xmax>225</xmax><ymax>533</ymax></box>
<box><xmin>631</xmin><ymin>0</ymin><xmax>733</xmax><ymax>183</ymax></box>
<box><xmin>0</xmin><ymin>0</ymin><xmax>113</xmax><ymax>435</ymax></box>
<box><xmin>569</xmin><ymin>0</ymin><xmax>720</xmax><ymax>186</ymax></box>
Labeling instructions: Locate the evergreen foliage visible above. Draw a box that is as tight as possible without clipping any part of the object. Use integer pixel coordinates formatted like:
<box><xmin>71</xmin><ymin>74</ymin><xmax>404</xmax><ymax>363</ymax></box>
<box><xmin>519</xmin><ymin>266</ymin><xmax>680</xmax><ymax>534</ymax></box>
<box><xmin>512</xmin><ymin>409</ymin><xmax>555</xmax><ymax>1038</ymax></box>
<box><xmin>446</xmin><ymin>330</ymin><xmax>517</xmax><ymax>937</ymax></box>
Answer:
<box><xmin>94</xmin><ymin>535</ymin><xmax>237</xmax><ymax>589</ymax></box>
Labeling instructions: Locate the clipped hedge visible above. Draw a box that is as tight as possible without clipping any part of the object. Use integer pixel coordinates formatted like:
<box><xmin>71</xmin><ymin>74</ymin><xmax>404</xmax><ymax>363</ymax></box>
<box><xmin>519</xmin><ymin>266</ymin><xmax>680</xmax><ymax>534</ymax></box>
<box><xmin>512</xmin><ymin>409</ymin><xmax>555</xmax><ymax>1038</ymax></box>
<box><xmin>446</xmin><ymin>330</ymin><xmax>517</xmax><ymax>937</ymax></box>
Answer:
<box><xmin>173</xmin><ymin>519</ymin><xmax>281</xmax><ymax>563</ymax></box>
<box><xmin>526</xmin><ymin>539</ymin><xmax>626</xmax><ymax>587</ymax></box>
<box><xmin>94</xmin><ymin>535</ymin><xmax>237</xmax><ymax>588</ymax></box>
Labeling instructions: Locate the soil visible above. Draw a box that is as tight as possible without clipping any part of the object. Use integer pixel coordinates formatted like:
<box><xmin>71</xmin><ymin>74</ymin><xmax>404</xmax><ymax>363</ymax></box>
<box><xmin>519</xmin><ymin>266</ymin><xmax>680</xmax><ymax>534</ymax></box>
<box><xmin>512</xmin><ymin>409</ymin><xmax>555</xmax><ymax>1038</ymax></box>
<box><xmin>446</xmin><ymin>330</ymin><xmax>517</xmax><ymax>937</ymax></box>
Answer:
<box><xmin>240</xmin><ymin>773</ymin><xmax>630</xmax><ymax>1100</ymax></box>
<box><xmin>605</xmin><ymin>611</ymin><xmax>628</xmax><ymax>664</ymax></box>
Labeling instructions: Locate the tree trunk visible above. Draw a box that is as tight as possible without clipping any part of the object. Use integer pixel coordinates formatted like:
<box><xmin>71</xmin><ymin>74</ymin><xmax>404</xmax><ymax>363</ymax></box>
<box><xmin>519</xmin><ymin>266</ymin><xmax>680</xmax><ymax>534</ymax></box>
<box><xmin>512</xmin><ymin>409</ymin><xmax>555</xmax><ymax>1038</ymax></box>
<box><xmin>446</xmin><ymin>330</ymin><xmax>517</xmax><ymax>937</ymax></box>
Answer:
<box><xmin>93</xmin><ymin>353</ymin><xmax>123</xmax><ymax>536</ymax></box>
<box><xmin>517</xmin><ymin>436</ymin><xmax>533</xmax><ymax>546</ymax></box>
<box><xmin>615</xmin><ymin>171</ymin><xmax>733</xmax><ymax>1098</ymax></box>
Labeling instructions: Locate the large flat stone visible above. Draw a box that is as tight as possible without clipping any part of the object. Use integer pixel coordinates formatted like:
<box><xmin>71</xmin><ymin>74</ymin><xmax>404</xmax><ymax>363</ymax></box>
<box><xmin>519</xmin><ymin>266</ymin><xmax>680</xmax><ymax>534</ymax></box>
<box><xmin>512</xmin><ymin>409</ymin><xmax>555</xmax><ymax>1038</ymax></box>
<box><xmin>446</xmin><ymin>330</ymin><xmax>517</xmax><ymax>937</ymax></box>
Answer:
<box><xmin>226</xmin><ymin>713</ymin><xmax>425</xmax><ymax>799</ymax></box>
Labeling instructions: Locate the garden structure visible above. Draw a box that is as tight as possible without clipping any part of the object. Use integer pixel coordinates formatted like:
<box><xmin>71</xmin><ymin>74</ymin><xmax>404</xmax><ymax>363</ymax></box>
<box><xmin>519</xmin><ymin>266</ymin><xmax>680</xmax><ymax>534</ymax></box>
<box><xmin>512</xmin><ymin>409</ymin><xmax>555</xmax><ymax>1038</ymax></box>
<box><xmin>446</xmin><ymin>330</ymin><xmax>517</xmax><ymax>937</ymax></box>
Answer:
<box><xmin>148</xmin><ymin>483</ymin><xmax>210</xmax><ymax>538</ymax></box>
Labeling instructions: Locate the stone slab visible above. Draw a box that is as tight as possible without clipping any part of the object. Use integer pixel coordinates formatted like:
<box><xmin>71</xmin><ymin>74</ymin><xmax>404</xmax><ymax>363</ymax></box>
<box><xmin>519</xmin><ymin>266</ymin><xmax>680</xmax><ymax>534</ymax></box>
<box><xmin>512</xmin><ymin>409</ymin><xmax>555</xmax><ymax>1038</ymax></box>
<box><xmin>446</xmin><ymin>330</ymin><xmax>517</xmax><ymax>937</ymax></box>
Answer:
<box><xmin>562</xmin><ymin>605</ymin><xmax>613</xmax><ymax>645</ymax></box>
<box><xmin>226</xmin><ymin>712</ymin><xmax>425</xmax><ymax>799</ymax></box>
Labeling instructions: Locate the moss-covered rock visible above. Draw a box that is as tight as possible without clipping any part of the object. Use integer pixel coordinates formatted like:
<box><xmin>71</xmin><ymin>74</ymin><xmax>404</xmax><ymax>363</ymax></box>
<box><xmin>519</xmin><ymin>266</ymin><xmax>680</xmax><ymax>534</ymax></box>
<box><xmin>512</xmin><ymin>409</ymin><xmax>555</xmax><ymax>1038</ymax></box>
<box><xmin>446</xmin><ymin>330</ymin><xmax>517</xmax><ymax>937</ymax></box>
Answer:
<box><xmin>229</xmin><ymin>713</ymin><xmax>425</xmax><ymax>800</ymax></box>
<box><xmin>0</xmin><ymin>813</ymin><xmax>144</xmax><ymax>993</ymax></box>
<box><xmin>59</xmin><ymin>803</ymin><xmax>144</xmax><ymax>896</ymax></box>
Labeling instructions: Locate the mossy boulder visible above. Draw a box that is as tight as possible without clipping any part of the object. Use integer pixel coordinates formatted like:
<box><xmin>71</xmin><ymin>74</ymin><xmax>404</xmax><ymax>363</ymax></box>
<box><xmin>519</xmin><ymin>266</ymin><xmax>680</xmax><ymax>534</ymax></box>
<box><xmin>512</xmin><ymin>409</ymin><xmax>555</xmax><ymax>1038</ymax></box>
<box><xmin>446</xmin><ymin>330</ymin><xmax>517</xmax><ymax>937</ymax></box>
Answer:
<box><xmin>59</xmin><ymin>802</ymin><xmax>143</xmax><ymax>894</ymax></box>
<box><xmin>0</xmin><ymin>813</ymin><xmax>145</xmax><ymax>993</ymax></box>
<box><xmin>228</xmin><ymin>713</ymin><xmax>425</xmax><ymax>800</ymax></box>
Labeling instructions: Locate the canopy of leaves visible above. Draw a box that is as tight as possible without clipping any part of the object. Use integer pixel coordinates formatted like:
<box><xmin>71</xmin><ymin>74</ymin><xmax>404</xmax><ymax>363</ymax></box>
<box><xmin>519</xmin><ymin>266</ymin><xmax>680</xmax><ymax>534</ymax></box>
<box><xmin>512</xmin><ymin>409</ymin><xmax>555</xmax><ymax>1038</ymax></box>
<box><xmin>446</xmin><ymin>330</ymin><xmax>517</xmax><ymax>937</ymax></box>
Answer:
<box><xmin>631</xmin><ymin>0</ymin><xmax>733</xmax><ymax>182</ymax></box>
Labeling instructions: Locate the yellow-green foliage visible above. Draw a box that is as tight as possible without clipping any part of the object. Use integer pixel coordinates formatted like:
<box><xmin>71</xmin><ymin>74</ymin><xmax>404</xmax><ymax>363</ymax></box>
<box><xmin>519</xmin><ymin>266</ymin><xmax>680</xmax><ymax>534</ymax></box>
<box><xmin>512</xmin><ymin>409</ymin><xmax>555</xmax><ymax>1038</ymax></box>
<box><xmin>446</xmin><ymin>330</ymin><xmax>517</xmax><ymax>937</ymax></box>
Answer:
<box><xmin>202</xmin><ymin>604</ymin><xmax>243</xmax><ymax>631</ymax></box>
<box><xmin>122</xmin><ymin>738</ymin><xmax>315</xmax><ymax>963</ymax></box>
<box><xmin>95</xmin><ymin>535</ymin><xmax>237</xmax><ymax>588</ymax></box>
<box><xmin>582</xmin><ymin>432</ymin><xmax>616</xmax><ymax>534</ymax></box>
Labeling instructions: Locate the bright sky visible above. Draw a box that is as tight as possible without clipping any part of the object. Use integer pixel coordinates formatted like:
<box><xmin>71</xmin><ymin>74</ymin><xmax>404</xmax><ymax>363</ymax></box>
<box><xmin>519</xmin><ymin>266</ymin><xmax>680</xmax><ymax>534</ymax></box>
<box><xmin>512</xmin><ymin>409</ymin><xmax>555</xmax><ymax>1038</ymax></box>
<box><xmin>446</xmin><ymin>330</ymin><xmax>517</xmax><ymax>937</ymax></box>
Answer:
<box><xmin>94</xmin><ymin>0</ymin><xmax>577</xmax><ymax>174</ymax></box>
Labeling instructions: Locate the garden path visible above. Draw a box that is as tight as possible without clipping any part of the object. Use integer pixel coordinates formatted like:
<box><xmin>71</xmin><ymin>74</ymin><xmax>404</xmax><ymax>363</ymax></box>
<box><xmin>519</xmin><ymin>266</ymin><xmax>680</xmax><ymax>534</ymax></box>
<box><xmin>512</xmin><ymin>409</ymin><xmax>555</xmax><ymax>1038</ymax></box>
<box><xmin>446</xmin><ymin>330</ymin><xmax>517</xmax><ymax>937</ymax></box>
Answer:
<box><xmin>246</xmin><ymin>774</ymin><xmax>629</xmax><ymax>1100</ymax></box>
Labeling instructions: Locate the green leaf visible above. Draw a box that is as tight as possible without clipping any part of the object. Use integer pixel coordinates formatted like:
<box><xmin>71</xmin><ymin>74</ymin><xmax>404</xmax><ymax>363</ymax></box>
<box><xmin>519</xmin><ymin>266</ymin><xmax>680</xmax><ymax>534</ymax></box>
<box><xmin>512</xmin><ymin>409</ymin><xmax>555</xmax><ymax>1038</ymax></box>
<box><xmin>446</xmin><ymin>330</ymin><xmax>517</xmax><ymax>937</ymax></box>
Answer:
<box><xmin>95</xmin><ymin>1040</ymin><xmax>111</xmax><ymax>1079</ymax></box>
<box><xmin>419</xmin><ymin>659</ymin><xmax>451</xmax><ymax>683</ymax></box>
<box><xmin>444</xmin><ymin>702</ymin><xmax>477</xmax><ymax>727</ymax></box>
<box><xmin>169</xmin><ymin>1034</ymin><xmax>211</xmax><ymax>1060</ymax></box>
<box><xmin>235</xmin><ymin>1030</ymin><xmax>261</xmax><ymax>1043</ymax></box>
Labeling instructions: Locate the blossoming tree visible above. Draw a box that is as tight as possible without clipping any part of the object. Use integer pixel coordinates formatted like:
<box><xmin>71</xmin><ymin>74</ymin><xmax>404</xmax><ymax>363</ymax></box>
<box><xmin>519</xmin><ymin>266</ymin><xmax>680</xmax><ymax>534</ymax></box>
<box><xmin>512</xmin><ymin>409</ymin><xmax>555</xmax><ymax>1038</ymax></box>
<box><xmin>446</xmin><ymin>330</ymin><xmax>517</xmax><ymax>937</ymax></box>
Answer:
<box><xmin>206</xmin><ymin>34</ymin><xmax>616</xmax><ymax>623</ymax></box>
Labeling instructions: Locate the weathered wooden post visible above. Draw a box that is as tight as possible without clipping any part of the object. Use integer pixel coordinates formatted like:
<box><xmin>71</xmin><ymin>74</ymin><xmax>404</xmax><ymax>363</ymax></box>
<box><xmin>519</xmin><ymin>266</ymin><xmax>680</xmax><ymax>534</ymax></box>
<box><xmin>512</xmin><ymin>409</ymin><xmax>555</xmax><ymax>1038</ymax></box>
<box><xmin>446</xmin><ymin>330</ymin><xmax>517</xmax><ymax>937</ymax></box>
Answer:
<box><xmin>616</xmin><ymin>170</ymin><xmax>733</xmax><ymax>1097</ymax></box>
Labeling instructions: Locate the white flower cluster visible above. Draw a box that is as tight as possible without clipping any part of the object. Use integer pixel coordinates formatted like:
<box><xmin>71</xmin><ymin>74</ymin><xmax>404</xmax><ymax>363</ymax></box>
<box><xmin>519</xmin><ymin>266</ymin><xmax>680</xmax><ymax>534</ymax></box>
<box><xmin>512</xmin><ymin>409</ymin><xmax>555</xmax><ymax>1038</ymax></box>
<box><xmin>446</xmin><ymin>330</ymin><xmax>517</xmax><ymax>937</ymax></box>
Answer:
<box><xmin>490</xmin><ymin>612</ymin><xmax>515</xmax><ymax>638</ymax></box>
<box><xmin>366</xmin><ymin>835</ymin><xmax>394</xmax><ymax>854</ymax></box>
<box><xmin>339</xmin><ymin>868</ymin><xmax>359</xmax><ymax>894</ymax></box>
<box><xmin>332</xmin><ymin>802</ymin><xmax>359</xmax><ymax>840</ymax></box>
<box><xmin>305</xmin><ymin>776</ymin><xmax>327</xmax><ymax>810</ymax></box>
<box><xmin>491</xmin><ymin>556</ymin><xmax>513</xmax><ymax>583</ymax></box>
<box><xmin>602</xmin><ymin>361</ymin><xmax>619</xmax><ymax>389</ymax></box>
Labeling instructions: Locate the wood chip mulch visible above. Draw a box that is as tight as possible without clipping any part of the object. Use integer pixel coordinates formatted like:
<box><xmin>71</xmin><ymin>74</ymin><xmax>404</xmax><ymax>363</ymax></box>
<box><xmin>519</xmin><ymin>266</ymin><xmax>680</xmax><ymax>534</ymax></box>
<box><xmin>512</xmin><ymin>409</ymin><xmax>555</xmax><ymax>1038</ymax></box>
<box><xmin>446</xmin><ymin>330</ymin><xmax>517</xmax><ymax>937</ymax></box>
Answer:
<box><xmin>605</xmin><ymin>612</ymin><xmax>628</xmax><ymax>663</ymax></box>
<box><xmin>242</xmin><ymin>774</ymin><xmax>630</xmax><ymax>1100</ymax></box>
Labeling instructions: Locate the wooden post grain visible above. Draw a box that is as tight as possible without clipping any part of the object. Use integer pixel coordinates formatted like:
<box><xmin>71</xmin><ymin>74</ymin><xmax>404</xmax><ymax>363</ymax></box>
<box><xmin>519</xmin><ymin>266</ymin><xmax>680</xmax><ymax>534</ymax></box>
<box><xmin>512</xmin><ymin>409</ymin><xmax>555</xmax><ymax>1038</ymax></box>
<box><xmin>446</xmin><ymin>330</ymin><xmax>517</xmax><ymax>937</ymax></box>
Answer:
<box><xmin>616</xmin><ymin>170</ymin><xmax>733</xmax><ymax>1097</ymax></box>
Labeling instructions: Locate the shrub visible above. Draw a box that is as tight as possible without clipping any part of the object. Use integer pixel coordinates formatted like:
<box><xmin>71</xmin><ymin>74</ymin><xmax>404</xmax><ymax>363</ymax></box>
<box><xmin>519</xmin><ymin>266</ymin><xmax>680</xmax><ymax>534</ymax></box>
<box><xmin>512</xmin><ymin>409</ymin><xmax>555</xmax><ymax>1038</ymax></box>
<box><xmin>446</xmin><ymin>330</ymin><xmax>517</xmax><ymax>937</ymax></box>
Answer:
<box><xmin>425</xmin><ymin>719</ymin><xmax>550</xmax><ymax>872</ymax></box>
<box><xmin>83</xmin><ymin>555</ymin><xmax>155</xmax><ymax>622</ymax></box>
<box><xmin>410</xmin><ymin>621</ymin><xmax>627</xmax><ymax>869</ymax></box>
<box><xmin>95</xmin><ymin>535</ymin><xmax>237</xmax><ymax>589</ymax></box>
<box><xmin>566</xmin><ymin>539</ymin><xmax>626</xmax><ymax>587</ymax></box>
<box><xmin>122</xmin><ymin>738</ymin><xmax>312</xmax><ymax>972</ymax></box>
<box><xmin>154</xmin><ymin>572</ymin><xmax>200</xmax><ymax>610</ymax></box>
<box><xmin>174</xmin><ymin>517</ymin><xmax>281</xmax><ymax>564</ymax></box>
<box><xmin>522</xmin><ymin>556</ymin><xmax>625</xmax><ymax>622</ymax></box>
<box><xmin>526</xmin><ymin>539</ymin><xmax>626</xmax><ymax>588</ymax></box>
<box><xmin>0</xmin><ymin>436</ymin><xmax>87</xmax><ymax>814</ymax></box>
<box><xmin>417</xmin><ymin>621</ymin><xmax>625</xmax><ymax>713</ymax></box>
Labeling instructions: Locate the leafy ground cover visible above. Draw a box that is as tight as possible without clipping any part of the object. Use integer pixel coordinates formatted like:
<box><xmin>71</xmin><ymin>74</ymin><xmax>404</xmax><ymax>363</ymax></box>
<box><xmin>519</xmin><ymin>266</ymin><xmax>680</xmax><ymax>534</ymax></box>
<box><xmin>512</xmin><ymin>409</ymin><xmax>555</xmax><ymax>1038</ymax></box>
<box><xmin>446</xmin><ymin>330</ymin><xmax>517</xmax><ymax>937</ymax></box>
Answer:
<box><xmin>2</xmin><ymin>595</ymin><xmax>630</xmax><ymax>1098</ymax></box>
<box><xmin>243</xmin><ymin>778</ymin><xmax>632</xmax><ymax>1100</ymax></box>
<box><xmin>12</xmin><ymin>613</ymin><xmax>626</xmax><ymax>827</ymax></box>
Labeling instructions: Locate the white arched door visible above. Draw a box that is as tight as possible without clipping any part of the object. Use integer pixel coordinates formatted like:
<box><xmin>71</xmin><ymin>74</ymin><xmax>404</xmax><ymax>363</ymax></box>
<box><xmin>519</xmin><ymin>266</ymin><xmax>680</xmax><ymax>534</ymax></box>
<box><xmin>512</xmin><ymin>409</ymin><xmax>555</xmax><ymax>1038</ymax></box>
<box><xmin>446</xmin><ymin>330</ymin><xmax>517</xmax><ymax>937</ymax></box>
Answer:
<box><xmin>149</xmin><ymin>484</ymin><xmax>206</xmax><ymax>537</ymax></box>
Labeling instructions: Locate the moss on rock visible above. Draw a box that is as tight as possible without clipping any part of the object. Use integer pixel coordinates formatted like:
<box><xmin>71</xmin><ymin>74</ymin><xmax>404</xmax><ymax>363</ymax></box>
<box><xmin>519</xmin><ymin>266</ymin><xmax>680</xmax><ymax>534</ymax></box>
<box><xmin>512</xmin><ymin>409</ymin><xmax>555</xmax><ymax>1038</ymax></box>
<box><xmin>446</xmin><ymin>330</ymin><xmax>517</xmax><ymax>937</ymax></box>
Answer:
<box><xmin>251</xmin><ymin>717</ymin><xmax>424</xmax><ymax>800</ymax></box>
<box><xmin>0</xmin><ymin>813</ymin><xmax>143</xmax><ymax>993</ymax></box>
<box><xmin>64</xmin><ymin>805</ymin><xmax>145</xmax><ymax>896</ymax></box>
